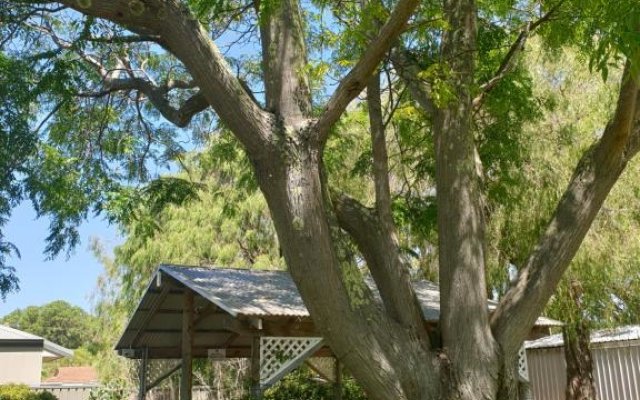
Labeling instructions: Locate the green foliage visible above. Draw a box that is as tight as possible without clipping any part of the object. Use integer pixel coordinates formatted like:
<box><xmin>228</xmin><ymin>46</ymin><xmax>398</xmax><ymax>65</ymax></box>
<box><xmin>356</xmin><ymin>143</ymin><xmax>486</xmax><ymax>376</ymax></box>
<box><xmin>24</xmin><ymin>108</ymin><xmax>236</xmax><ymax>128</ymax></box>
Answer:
<box><xmin>538</xmin><ymin>0</ymin><xmax>640</xmax><ymax>79</ymax></box>
<box><xmin>1</xmin><ymin>300</ymin><xmax>97</xmax><ymax>349</ymax></box>
<box><xmin>483</xmin><ymin>41</ymin><xmax>640</xmax><ymax>333</ymax></box>
<box><xmin>255</xmin><ymin>369</ymin><xmax>366</xmax><ymax>400</ymax></box>
<box><xmin>0</xmin><ymin>53</ymin><xmax>38</xmax><ymax>298</ymax></box>
<box><xmin>0</xmin><ymin>385</ymin><xmax>57</xmax><ymax>400</ymax></box>
<box><xmin>87</xmin><ymin>387</ymin><xmax>127</xmax><ymax>400</ymax></box>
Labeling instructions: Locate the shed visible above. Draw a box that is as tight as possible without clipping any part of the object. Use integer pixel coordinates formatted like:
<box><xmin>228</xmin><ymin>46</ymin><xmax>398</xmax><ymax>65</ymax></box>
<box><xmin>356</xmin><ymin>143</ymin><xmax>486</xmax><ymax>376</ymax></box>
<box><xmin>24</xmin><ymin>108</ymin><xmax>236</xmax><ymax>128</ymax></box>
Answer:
<box><xmin>525</xmin><ymin>325</ymin><xmax>640</xmax><ymax>400</ymax></box>
<box><xmin>116</xmin><ymin>264</ymin><xmax>562</xmax><ymax>399</ymax></box>
<box><xmin>0</xmin><ymin>325</ymin><xmax>73</xmax><ymax>386</ymax></box>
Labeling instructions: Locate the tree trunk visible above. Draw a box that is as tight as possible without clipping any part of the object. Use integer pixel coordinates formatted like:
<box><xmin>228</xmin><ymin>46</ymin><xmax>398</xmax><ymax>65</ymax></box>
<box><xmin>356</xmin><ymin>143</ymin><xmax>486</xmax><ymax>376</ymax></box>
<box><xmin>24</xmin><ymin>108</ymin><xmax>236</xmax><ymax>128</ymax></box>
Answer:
<box><xmin>251</xmin><ymin>138</ymin><xmax>440</xmax><ymax>400</ymax></box>
<box><xmin>565</xmin><ymin>280</ymin><xmax>597</xmax><ymax>400</ymax></box>
<box><xmin>434</xmin><ymin>0</ymin><xmax>501</xmax><ymax>398</ymax></box>
<box><xmin>564</xmin><ymin>326</ymin><xmax>597</xmax><ymax>400</ymax></box>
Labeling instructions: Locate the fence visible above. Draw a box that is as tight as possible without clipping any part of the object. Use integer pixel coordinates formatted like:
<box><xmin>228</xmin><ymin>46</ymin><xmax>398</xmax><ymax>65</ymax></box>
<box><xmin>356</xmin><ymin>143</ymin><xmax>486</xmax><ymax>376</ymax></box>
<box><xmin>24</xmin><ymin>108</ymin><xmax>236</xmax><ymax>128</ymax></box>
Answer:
<box><xmin>34</xmin><ymin>385</ymin><xmax>99</xmax><ymax>400</ymax></box>
<box><xmin>33</xmin><ymin>385</ymin><xmax>245</xmax><ymax>400</ymax></box>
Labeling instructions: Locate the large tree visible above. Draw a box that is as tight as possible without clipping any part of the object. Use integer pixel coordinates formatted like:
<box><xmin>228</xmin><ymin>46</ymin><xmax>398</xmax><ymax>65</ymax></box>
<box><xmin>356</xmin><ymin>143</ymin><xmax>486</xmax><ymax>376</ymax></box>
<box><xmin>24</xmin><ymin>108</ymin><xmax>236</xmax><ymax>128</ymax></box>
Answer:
<box><xmin>1</xmin><ymin>0</ymin><xmax>639</xmax><ymax>399</ymax></box>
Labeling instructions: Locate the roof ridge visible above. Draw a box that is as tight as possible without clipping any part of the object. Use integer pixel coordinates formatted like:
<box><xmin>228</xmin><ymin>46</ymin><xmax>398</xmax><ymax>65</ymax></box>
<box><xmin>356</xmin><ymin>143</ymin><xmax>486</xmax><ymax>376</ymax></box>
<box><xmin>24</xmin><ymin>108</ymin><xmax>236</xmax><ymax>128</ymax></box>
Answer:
<box><xmin>160</xmin><ymin>264</ymin><xmax>287</xmax><ymax>273</ymax></box>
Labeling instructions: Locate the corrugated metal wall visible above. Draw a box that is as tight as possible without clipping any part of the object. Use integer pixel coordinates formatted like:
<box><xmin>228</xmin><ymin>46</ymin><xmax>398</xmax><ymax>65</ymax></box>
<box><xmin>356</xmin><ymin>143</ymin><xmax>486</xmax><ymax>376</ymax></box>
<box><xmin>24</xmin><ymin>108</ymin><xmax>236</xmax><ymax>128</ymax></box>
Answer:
<box><xmin>527</xmin><ymin>340</ymin><xmax>640</xmax><ymax>400</ymax></box>
<box><xmin>35</xmin><ymin>386</ymin><xmax>97</xmax><ymax>400</ymax></box>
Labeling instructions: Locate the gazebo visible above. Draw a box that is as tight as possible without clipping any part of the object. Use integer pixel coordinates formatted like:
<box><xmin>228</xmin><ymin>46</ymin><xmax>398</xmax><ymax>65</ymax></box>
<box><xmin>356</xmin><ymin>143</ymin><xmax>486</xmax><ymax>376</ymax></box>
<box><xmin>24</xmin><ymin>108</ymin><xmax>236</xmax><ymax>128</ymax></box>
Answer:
<box><xmin>116</xmin><ymin>264</ymin><xmax>562</xmax><ymax>399</ymax></box>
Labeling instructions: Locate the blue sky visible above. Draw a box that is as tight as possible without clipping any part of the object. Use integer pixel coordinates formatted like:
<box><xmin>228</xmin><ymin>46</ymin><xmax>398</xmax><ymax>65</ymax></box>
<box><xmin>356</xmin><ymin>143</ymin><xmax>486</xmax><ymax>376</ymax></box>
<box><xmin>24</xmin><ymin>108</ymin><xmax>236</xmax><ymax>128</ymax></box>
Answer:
<box><xmin>0</xmin><ymin>203</ymin><xmax>121</xmax><ymax>318</ymax></box>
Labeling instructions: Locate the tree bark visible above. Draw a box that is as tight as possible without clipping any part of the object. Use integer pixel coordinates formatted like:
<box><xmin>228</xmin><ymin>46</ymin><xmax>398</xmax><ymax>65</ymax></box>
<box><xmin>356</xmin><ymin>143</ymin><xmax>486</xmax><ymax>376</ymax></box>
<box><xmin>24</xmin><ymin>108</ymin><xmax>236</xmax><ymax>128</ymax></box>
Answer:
<box><xmin>434</xmin><ymin>0</ymin><xmax>500</xmax><ymax>397</ymax></box>
<box><xmin>259</xmin><ymin>0</ymin><xmax>312</xmax><ymax>128</ymax></box>
<box><xmin>564</xmin><ymin>280</ymin><xmax>597</xmax><ymax>400</ymax></box>
<box><xmin>251</xmin><ymin>141</ymin><xmax>440</xmax><ymax>400</ymax></box>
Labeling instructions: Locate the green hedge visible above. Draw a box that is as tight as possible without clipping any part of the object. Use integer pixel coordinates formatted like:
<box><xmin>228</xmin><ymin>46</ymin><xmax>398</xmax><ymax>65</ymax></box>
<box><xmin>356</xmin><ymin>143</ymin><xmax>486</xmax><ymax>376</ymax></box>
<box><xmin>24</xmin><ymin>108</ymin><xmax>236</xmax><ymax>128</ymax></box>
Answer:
<box><xmin>0</xmin><ymin>384</ymin><xmax>57</xmax><ymax>400</ymax></box>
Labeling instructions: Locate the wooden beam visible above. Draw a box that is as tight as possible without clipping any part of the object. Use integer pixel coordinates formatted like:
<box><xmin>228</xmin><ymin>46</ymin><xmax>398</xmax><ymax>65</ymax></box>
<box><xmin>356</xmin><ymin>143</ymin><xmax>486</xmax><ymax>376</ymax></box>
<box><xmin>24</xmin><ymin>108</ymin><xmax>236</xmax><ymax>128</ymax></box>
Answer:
<box><xmin>136</xmin><ymin>308</ymin><xmax>183</xmax><ymax>314</ymax></box>
<box><xmin>333</xmin><ymin>358</ymin><xmax>342</xmax><ymax>400</ymax></box>
<box><xmin>137</xmin><ymin>347</ymin><xmax>148</xmax><ymax>400</ymax></box>
<box><xmin>146</xmin><ymin>363</ymin><xmax>182</xmax><ymax>392</ymax></box>
<box><xmin>148</xmin><ymin>288</ymin><xmax>185</xmax><ymax>295</ymax></box>
<box><xmin>131</xmin><ymin>284</ymin><xmax>172</xmax><ymax>347</ymax></box>
<box><xmin>180</xmin><ymin>290</ymin><xmax>194</xmax><ymax>400</ymax></box>
<box><xmin>129</xmin><ymin>328</ymin><xmax>232</xmax><ymax>334</ymax></box>
<box><xmin>250</xmin><ymin>335</ymin><xmax>262</xmax><ymax>399</ymax></box>
<box><xmin>142</xmin><ymin>346</ymin><xmax>254</xmax><ymax>359</ymax></box>
<box><xmin>222</xmin><ymin>332</ymin><xmax>239</xmax><ymax>348</ymax></box>
<box><xmin>135</xmin><ymin>345</ymin><xmax>334</xmax><ymax>360</ymax></box>
<box><xmin>208</xmin><ymin>314</ymin><xmax>258</xmax><ymax>335</ymax></box>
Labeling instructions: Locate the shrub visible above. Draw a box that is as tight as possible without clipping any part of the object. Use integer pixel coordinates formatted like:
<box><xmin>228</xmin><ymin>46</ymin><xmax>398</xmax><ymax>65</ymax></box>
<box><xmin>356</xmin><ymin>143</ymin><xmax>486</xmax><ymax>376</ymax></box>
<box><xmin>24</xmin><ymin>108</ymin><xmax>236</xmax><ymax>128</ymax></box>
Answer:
<box><xmin>0</xmin><ymin>384</ymin><xmax>58</xmax><ymax>400</ymax></box>
<box><xmin>246</xmin><ymin>368</ymin><xmax>367</xmax><ymax>400</ymax></box>
<box><xmin>88</xmin><ymin>386</ymin><xmax>127</xmax><ymax>400</ymax></box>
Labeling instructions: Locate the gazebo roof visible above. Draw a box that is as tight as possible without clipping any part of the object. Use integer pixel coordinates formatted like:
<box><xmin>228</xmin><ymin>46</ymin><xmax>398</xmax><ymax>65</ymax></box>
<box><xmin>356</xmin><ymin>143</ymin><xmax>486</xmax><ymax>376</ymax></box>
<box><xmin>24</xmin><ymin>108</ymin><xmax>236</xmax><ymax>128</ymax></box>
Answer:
<box><xmin>115</xmin><ymin>264</ymin><xmax>561</xmax><ymax>359</ymax></box>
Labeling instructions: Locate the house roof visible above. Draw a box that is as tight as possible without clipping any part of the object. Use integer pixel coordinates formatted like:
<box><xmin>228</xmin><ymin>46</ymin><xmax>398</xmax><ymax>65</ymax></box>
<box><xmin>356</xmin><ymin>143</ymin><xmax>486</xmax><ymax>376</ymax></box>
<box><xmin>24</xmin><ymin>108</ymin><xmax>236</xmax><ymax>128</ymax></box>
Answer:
<box><xmin>43</xmin><ymin>367</ymin><xmax>99</xmax><ymax>384</ymax></box>
<box><xmin>0</xmin><ymin>325</ymin><xmax>74</xmax><ymax>360</ymax></box>
<box><xmin>526</xmin><ymin>325</ymin><xmax>640</xmax><ymax>350</ymax></box>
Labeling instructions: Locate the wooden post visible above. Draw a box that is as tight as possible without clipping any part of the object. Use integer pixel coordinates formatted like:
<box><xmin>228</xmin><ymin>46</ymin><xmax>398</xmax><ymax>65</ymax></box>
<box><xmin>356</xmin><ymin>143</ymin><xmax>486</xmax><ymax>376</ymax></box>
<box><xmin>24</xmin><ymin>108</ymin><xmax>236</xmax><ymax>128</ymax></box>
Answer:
<box><xmin>250</xmin><ymin>335</ymin><xmax>262</xmax><ymax>399</ymax></box>
<box><xmin>138</xmin><ymin>348</ymin><xmax>148</xmax><ymax>400</ymax></box>
<box><xmin>333</xmin><ymin>358</ymin><xmax>342</xmax><ymax>400</ymax></box>
<box><xmin>180</xmin><ymin>291</ymin><xmax>194</xmax><ymax>400</ymax></box>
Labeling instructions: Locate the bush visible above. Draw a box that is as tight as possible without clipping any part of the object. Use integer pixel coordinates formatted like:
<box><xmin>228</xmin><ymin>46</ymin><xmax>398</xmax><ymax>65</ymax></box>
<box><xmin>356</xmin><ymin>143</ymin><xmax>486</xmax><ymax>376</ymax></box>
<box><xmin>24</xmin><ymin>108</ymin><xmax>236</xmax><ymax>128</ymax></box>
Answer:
<box><xmin>0</xmin><ymin>384</ymin><xmax>58</xmax><ymax>400</ymax></box>
<box><xmin>88</xmin><ymin>386</ymin><xmax>127</xmax><ymax>400</ymax></box>
<box><xmin>246</xmin><ymin>368</ymin><xmax>367</xmax><ymax>400</ymax></box>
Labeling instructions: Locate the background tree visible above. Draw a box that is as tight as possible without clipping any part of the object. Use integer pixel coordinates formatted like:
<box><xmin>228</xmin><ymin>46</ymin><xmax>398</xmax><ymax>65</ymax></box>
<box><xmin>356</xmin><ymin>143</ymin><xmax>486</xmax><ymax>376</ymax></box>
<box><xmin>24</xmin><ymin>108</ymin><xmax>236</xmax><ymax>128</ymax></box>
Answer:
<box><xmin>2</xmin><ymin>300</ymin><xmax>97</xmax><ymax>349</ymax></box>
<box><xmin>1</xmin><ymin>0</ymin><xmax>640</xmax><ymax>399</ymax></box>
<box><xmin>2</xmin><ymin>300</ymin><xmax>100</xmax><ymax>378</ymax></box>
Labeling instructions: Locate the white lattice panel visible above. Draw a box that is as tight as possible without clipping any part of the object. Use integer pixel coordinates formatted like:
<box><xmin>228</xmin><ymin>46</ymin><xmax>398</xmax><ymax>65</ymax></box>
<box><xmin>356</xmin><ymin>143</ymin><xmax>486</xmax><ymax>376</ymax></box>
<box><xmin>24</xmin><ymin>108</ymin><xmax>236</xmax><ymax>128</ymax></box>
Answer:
<box><xmin>518</xmin><ymin>345</ymin><xmax>529</xmax><ymax>381</ymax></box>
<box><xmin>260</xmin><ymin>336</ymin><xmax>323</xmax><ymax>387</ymax></box>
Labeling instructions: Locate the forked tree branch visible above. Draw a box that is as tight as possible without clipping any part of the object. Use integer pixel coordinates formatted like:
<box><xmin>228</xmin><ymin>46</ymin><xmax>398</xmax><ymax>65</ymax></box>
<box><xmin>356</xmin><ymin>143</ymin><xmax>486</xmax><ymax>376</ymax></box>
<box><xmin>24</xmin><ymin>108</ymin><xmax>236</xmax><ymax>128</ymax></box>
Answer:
<box><xmin>43</xmin><ymin>0</ymin><xmax>272</xmax><ymax>153</ymax></box>
<box><xmin>314</xmin><ymin>0</ymin><xmax>419</xmax><ymax>144</ymax></box>
<box><xmin>392</xmin><ymin>1</ymin><xmax>564</xmax><ymax>114</ymax></box>
<box><xmin>81</xmin><ymin>77</ymin><xmax>208</xmax><ymax>127</ymax></box>
<box><xmin>333</xmin><ymin>193</ymin><xmax>430</xmax><ymax>346</ymax></box>
<box><xmin>472</xmin><ymin>0</ymin><xmax>565</xmax><ymax>107</ymax></box>
<box><xmin>491</xmin><ymin>64</ymin><xmax>640</xmax><ymax>355</ymax></box>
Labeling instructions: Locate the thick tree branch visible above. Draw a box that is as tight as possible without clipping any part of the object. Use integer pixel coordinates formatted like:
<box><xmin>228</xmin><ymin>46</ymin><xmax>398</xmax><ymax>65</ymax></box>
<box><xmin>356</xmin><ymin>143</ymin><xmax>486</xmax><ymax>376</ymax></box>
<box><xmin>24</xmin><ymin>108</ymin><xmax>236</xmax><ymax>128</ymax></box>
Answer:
<box><xmin>434</xmin><ymin>1</ymin><xmax>500</xmax><ymax>396</ymax></box>
<box><xmin>368</xmin><ymin>72</ymin><xmax>394</xmax><ymax>225</ymax></box>
<box><xmin>314</xmin><ymin>0</ymin><xmax>419</xmax><ymax>144</ymax></box>
<box><xmin>33</xmin><ymin>20</ymin><xmax>208</xmax><ymax>127</ymax></box>
<box><xmin>260</xmin><ymin>0</ymin><xmax>312</xmax><ymax>128</ymax></box>
<box><xmin>491</xmin><ymin>64</ymin><xmax>640</xmax><ymax>355</ymax></box>
<box><xmin>390</xmin><ymin>48</ymin><xmax>437</xmax><ymax>117</ymax></box>
<box><xmin>83</xmin><ymin>77</ymin><xmax>208</xmax><ymax>128</ymax></box>
<box><xmin>85</xmin><ymin>34</ymin><xmax>161</xmax><ymax>44</ymax></box>
<box><xmin>47</xmin><ymin>0</ymin><xmax>273</xmax><ymax>154</ymax></box>
<box><xmin>333</xmin><ymin>193</ymin><xmax>430</xmax><ymax>346</ymax></box>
